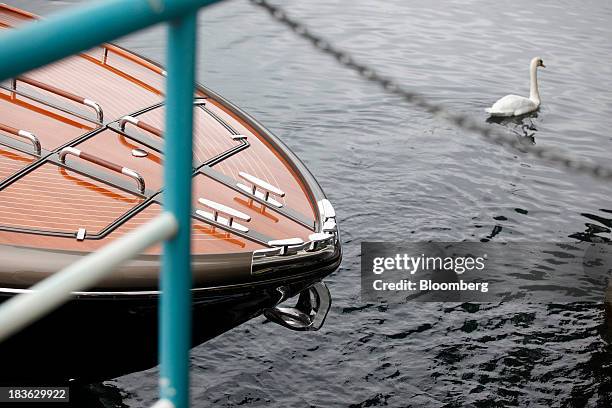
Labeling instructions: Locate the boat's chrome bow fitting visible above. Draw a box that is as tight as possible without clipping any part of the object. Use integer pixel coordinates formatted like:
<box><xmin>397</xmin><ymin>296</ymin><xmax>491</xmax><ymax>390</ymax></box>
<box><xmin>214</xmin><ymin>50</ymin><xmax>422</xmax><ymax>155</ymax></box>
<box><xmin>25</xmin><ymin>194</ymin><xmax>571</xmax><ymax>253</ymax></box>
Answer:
<box><xmin>264</xmin><ymin>281</ymin><xmax>331</xmax><ymax>331</ymax></box>
<box><xmin>253</xmin><ymin>198</ymin><xmax>339</xmax><ymax>262</ymax></box>
<box><xmin>258</xmin><ymin>199</ymin><xmax>338</xmax><ymax>331</ymax></box>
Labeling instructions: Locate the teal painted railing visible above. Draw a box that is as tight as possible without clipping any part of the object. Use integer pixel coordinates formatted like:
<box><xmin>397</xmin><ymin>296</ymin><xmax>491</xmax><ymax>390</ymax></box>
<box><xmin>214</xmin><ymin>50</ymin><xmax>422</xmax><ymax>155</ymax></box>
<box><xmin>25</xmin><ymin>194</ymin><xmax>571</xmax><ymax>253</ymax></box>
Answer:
<box><xmin>0</xmin><ymin>1</ymin><xmax>226</xmax><ymax>407</ymax></box>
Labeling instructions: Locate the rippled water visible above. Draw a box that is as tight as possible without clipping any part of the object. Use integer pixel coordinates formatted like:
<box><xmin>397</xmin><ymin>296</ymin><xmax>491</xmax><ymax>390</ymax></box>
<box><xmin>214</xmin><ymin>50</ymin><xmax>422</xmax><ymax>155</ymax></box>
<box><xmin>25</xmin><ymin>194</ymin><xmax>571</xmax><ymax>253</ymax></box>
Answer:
<box><xmin>14</xmin><ymin>0</ymin><xmax>612</xmax><ymax>405</ymax></box>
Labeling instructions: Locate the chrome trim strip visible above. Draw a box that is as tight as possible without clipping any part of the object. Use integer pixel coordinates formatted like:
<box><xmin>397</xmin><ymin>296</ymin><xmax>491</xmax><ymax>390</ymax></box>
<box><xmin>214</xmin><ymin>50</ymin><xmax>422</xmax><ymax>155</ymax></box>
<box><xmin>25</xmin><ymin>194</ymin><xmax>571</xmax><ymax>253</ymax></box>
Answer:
<box><xmin>0</xmin><ymin>287</ymin><xmax>161</xmax><ymax>296</ymax></box>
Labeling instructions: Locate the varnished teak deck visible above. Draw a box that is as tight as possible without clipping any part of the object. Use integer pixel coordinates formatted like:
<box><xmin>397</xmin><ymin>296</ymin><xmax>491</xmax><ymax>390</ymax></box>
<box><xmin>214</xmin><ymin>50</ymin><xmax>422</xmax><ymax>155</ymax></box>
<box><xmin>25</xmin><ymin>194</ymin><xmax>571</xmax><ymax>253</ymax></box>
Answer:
<box><xmin>0</xmin><ymin>4</ymin><xmax>317</xmax><ymax>256</ymax></box>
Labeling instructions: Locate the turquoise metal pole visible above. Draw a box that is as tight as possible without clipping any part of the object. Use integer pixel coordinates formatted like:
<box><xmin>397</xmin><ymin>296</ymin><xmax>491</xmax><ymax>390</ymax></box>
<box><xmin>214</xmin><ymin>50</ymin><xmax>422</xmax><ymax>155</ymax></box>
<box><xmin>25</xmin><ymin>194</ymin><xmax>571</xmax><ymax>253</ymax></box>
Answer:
<box><xmin>0</xmin><ymin>0</ymin><xmax>224</xmax><ymax>82</ymax></box>
<box><xmin>160</xmin><ymin>12</ymin><xmax>197</xmax><ymax>408</ymax></box>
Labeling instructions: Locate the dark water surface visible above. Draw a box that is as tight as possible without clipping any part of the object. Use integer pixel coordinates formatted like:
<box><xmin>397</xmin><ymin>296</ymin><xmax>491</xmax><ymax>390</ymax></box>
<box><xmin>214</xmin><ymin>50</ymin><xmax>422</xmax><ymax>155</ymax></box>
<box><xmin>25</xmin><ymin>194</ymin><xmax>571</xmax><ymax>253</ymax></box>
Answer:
<box><xmin>11</xmin><ymin>0</ymin><xmax>612</xmax><ymax>406</ymax></box>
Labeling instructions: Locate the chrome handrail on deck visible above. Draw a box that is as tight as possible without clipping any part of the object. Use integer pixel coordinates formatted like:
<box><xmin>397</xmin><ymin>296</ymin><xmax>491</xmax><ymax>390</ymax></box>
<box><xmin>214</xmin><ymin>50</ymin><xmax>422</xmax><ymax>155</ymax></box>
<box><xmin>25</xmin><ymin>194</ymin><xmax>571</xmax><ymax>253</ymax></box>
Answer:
<box><xmin>16</xmin><ymin>76</ymin><xmax>104</xmax><ymax>123</ymax></box>
<box><xmin>59</xmin><ymin>146</ymin><xmax>146</xmax><ymax>193</ymax></box>
<box><xmin>120</xmin><ymin>115</ymin><xmax>164</xmax><ymax>137</ymax></box>
<box><xmin>0</xmin><ymin>122</ymin><xmax>41</xmax><ymax>156</ymax></box>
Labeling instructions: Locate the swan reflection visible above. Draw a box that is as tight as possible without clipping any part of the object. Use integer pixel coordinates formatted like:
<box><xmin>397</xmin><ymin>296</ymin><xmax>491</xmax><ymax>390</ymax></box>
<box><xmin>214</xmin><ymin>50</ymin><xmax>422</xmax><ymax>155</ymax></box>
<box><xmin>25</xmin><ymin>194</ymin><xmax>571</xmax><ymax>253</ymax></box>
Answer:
<box><xmin>486</xmin><ymin>112</ymin><xmax>539</xmax><ymax>145</ymax></box>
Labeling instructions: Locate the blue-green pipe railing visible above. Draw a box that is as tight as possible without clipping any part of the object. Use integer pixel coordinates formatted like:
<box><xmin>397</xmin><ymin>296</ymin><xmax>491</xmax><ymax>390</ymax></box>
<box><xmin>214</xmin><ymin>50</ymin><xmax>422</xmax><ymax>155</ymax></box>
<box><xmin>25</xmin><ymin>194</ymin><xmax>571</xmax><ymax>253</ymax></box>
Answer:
<box><xmin>0</xmin><ymin>0</ymin><xmax>221</xmax><ymax>81</ymax></box>
<box><xmin>0</xmin><ymin>1</ymin><xmax>226</xmax><ymax>406</ymax></box>
<box><xmin>161</xmin><ymin>13</ymin><xmax>197</xmax><ymax>406</ymax></box>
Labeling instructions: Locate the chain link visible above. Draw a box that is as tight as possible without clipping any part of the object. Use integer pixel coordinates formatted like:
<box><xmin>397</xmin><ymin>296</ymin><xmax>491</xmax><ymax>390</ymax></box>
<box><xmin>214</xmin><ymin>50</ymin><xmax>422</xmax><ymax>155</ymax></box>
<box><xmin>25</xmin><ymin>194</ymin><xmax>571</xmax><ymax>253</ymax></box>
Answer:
<box><xmin>249</xmin><ymin>0</ymin><xmax>612</xmax><ymax>181</ymax></box>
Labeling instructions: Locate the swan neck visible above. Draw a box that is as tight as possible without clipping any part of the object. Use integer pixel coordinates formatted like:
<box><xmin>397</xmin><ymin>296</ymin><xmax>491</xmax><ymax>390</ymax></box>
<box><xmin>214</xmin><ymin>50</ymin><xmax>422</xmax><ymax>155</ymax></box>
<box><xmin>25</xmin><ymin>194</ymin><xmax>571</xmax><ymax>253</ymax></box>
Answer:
<box><xmin>529</xmin><ymin>63</ymin><xmax>540</xmax><ymax>105</ymax></box>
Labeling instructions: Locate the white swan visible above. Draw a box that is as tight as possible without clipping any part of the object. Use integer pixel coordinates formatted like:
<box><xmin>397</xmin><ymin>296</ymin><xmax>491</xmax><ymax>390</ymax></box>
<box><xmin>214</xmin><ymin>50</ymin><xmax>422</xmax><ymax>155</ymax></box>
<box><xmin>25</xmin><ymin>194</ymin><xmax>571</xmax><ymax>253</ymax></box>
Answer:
<box><xmin>486</xmin><ymin>57</ymin><xmax>545</xmax><ymax>117</ymax></box>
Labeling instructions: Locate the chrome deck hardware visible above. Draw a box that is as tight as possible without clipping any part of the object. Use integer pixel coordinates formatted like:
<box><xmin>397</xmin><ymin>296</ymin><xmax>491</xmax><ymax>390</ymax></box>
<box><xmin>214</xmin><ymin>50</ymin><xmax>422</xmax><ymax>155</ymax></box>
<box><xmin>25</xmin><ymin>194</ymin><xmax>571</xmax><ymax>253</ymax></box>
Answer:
<box><xmin>76</xmin><ymin>228</ymin><xmax>87</xmax><ymax>241</ymax></box>
<box><xmin>253</xmin><ymin>198</ymin><xmax>338</xmax><ymax>261</ymax></box>
<box><xmin>119</xmin><ymin>115</ymin><xmax>138</xmax><ymax>131</ymax></box>
<box><xmin>17</xmin><ymin>76</ymin><xmax>104</xmax><ymax>123</ymax></box>
<box><xmin>317</xmin><ymin>199</ymin><xmax>336</xmax><ymax>220</ymax></box>
<box><xmin>119</xmin><ymin>115</ymin><xmax>163</xmax><ymax>138</ymax></box>
<box><xmin>317</xmin><ymin>199</ymin><xmax>338</xmax><ymax>233</ymax></box>
<box><xmin>59</xmin><ymin>147</ymin><xmax>146</xmax><ymax>193</ymax></box>
<box><xmin>252</xmin><ymin>246</ymin><xmax>283</xmax><ymax>260</ymax></box>
<box><xmin>322</xmin><ymin>219</ymin><xmax>337</xmax><ymax>233</ymax></box>
<box><xmin>131</xmin><ymin>148</ymin><xmax>148</xmax><ymax>158</ymax></box>
<box><xmin>0</xmin><ymin>122</ymin><xmax>41</xmax><ymax>156</ymax></box>
<box><xmin>264</xmin><ymin>282</ymin><xmax>331</xmax><ymax>331</ymax></box>
<box><xmin>307</xmin><ymin>232</ymin><xmax>334</xmax><ymax>251</ymax></box>
<box><xmin>268</xmin><ymin>237</ymin><xmax>306</xmax><ymax>255</ymax></box>
<box><xmin>196</xmin><ymin>198</ymin><xmax>251</xmax><ymax>232</ymax></box>
<box><xmin>83</xmin><ymin>99</ymin><xmax>104</xmax><ymax>123</ymax></box>
<box><xmin>237</xmin><ymin>171</ymin><xmax>285</xmax><ymax>208</ymax></box>
<box><xmin>316</xmin><ymin>198</ymin><xmax>338</xmax><ymax>246</ymax></box>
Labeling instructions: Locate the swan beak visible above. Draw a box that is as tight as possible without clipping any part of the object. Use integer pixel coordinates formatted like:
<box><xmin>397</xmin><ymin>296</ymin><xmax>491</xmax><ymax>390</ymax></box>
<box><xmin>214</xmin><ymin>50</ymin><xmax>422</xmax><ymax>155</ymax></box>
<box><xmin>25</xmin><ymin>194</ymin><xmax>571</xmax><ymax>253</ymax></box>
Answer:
<box><xmin>541</xmin><ymin>63</ymin><xmax>546</xmax><ymax>68</ymax></box>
